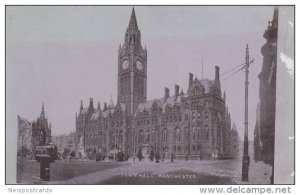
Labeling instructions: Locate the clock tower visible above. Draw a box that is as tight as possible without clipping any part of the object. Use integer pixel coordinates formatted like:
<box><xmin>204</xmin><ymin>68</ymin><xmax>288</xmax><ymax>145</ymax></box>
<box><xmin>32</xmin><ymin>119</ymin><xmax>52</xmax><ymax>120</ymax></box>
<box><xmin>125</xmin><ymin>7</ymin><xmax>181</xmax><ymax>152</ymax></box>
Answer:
<box><xmin>117</xmin><ymin>8</ymin><xmax>147</xmax><ymax>116</ymax></box>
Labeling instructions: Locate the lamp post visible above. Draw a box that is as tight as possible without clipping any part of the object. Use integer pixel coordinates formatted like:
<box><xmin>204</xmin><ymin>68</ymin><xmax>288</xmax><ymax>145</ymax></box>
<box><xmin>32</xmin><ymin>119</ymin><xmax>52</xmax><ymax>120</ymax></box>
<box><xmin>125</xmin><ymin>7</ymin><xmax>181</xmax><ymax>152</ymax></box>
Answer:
<box><xmin>175</xmin><ymin>128</ymin><xmax>180</xmax><ymax>160</ymax></box>
<box><xmin>242</xmin><ymin>44</ymin><xmax>250</xmax><ymax>181</ymax></box>
<box><xmin>133</xmin><ymin>131</ymin><xmax>136</xmax><ymax>163</ymax></box>
<box><xmin>114</xmin><ymin>130</ymin><xmax>117</xmax><ymax>162</ymax></box>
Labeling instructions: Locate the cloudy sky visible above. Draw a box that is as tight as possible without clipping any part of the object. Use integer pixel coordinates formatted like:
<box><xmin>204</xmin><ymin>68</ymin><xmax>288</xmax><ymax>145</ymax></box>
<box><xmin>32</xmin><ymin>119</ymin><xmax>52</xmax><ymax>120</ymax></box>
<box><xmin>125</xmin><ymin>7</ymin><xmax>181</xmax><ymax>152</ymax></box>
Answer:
<box><xmin>7</xmin><ymin>6</ymin><xmax>275</xmax><ymax>140</ymax></box>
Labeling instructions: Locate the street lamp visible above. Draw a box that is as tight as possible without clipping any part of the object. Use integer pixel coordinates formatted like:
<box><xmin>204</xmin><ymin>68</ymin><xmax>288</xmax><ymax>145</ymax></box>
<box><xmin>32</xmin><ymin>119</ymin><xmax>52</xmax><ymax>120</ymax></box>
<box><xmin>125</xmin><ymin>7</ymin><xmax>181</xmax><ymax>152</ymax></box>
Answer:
<box><xmin>133</xmin><ymin>131</ymin><xmax>136</xmax><ymax>163</ymax></box>
<box><xmin>175</xmin><ymin>128</ymin><xmax>180</xmax><ymax>160</ymax></box>
<box><xmin>113</xmin><ymin>130</ymin><xmax>117</xmax><ymax>162</ymax></box>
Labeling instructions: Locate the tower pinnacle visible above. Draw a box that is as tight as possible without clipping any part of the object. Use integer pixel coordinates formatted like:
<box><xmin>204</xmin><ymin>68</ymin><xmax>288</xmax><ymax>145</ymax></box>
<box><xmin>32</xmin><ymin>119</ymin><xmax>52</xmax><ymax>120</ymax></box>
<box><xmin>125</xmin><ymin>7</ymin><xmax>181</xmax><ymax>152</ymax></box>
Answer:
<box><xmin>128</xmin><ymin>7</ymin><xmax>137</xmax><ymax>28</ymax></box>
<box><xmin>40</xmin><ymin>102</ymin><xmax>45</xmax><ymax>118</ymax></box>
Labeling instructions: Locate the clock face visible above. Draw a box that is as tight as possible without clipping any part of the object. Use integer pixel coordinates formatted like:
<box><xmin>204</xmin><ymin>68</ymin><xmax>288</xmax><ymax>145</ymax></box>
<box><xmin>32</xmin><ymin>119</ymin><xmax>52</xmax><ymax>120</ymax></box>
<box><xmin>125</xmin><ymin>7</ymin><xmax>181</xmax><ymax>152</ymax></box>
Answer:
<box><xmin>122</xmin><ymin>60</ymin><xmax>129</xmax><ymax>70</ymax></box>
<box><xmin>136</xmin><ymin>60</ymin><xmax>143</xmax><ymax>70</ymax></box>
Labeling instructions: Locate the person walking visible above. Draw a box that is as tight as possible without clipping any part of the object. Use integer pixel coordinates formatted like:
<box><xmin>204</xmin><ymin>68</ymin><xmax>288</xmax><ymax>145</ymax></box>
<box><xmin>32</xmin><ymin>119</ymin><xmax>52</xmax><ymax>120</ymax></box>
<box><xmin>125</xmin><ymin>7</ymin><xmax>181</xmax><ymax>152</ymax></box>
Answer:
<box><xmin>155</xmin><ymin>152</ymin><xmax>160</xmax><ymax>163</ymax></box>
<box><xmin>137</xmin><ymin>149</ymin><xmax>143</xmax><ymax>163</ymax></box>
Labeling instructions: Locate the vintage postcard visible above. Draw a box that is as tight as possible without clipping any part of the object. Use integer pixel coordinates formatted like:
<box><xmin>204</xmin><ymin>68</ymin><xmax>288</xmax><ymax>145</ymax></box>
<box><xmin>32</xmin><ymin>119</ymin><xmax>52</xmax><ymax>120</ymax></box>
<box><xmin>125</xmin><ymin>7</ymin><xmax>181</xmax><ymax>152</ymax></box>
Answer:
<box><xmin>6</xmin><ymin>5</ymin><xmax>294</xmax><ymax>185</ymax></box>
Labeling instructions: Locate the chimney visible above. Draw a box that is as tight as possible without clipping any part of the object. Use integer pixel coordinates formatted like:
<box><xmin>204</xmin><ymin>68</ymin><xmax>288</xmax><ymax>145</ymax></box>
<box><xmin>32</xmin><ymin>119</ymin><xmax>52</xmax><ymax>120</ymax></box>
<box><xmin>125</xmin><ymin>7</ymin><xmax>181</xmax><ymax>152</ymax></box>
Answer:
<box><xmin>189</xmin><ymin>73</ymin><xmax>193</xmax><ymax>87</ymax></box>
<box><xmin>175</xmin><ymin>84</ymin><xmax>179</xmax><ymax>97</ymax></box>
<box><xmin>89</xmin><ymin>98</ymin><xmax>94</xmax><ymax>109</ymax></box>
<box><xmin>164</xmin><ymin>87</ymin><xmax>170</xmax><ymax>101</ymax></box>
<box><xmin>215</xmin><ymin>66</ymin><xmax>220</xmax><ymax>82</ymax></box>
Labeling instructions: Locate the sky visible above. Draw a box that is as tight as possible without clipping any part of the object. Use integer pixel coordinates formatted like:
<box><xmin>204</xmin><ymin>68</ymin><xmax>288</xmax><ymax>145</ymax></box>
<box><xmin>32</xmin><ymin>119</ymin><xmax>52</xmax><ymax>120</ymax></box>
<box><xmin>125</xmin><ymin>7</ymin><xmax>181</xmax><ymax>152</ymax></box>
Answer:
<box><xmin>6</xmin><ymin>6</ymin><xmax>275</xmax><ymax>140</ymax></box>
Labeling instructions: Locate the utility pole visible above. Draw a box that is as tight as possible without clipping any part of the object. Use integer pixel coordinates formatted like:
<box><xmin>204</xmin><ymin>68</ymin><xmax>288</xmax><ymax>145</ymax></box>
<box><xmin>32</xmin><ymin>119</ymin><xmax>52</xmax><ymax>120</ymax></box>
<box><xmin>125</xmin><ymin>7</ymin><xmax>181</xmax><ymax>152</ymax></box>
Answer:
<box><xmin>242</xmin><ymin>44</ymin><xmax>250</xmax><ymax>181</ymax></box>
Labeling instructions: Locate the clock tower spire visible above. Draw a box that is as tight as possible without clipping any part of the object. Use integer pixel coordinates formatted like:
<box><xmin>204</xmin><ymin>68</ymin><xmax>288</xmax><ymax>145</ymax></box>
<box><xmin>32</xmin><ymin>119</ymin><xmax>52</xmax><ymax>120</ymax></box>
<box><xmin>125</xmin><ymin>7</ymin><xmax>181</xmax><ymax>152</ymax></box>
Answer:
<box><xmin>117</xmin><ymin>8</ymin><xmax>147</xmax><ymax>116</ymax></box>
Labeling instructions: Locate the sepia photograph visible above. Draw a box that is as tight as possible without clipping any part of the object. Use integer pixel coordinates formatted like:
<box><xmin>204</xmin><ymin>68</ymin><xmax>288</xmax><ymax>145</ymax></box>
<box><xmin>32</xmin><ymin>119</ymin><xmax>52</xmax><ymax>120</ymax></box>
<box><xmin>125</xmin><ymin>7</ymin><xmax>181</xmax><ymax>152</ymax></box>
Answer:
<box><xmin>5</xmin><ymin>5</ymin><xmax>294</xmax><ymax>185</ymax></box>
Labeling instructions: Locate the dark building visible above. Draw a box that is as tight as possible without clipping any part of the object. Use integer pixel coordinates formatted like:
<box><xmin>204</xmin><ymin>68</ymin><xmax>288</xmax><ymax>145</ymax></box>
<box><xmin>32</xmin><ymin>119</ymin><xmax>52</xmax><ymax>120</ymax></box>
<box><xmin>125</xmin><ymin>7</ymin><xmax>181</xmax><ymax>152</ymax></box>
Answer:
<box><xmin>258</xmin><ymin>7</ymin><xmax>278</xmax><ymax>183</ymax></box>
<box><xmin>17</xmin><ymin>115</ymin><xmax>32</xmax><ymax>154</ymax></box>
<box><xmin>230</xmin><ymin>123</ymin><xmax>240</xmax><ymax>158</ymax></box>
<box><xmin>75</xmin><ymin>8</ymin><xmax>238</xmax><ymax>160</ymax></box>
<box><xmin>31</xmin><ymin>103</ymin><xmax>52</xmax><ymax>156</ymax></box>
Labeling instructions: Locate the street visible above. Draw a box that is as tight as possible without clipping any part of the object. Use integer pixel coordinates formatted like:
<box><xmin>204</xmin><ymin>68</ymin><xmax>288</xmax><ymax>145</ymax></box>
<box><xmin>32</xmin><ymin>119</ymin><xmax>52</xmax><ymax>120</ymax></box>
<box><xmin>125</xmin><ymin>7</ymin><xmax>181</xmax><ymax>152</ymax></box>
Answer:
<box><xmin>17</xmin><ymin>154</ymin><xmax>272</xmax><ymax>184</ymax></box>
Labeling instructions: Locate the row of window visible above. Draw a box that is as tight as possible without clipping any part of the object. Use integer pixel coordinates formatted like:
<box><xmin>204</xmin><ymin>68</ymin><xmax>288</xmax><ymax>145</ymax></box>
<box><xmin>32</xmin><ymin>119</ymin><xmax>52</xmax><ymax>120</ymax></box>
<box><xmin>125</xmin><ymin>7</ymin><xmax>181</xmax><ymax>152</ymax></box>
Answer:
<box><xmin>161</xmin><ymin>144</ymin><xmax>202</xmax><ymax>152</ymax></box>
<box><xmin>136</xmin><ymin>111</ymin><xmax>209</xmax><ymax>126</ymax></box>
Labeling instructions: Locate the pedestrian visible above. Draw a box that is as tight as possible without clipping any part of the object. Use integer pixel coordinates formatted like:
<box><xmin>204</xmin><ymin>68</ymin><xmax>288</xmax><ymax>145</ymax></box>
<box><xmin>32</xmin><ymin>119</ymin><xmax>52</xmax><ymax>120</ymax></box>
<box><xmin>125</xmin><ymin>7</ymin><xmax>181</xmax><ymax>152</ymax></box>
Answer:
<box><xmin>155</xmin><ymin>152</ymin><xmax>160</xmax><ymax>163</ymax></box>
<box><xmin>149</xmin><ymin>150</ymin><xmax>154</xmax><ymax>161</ymax></box>
<box><xmin>171</xmin><ymin>153</ymin><xmax>174</xmax><ymax>163</ymax></box>
<box><xmin>137</xmin><ymin>149</ymin><xmax>143</xmax><ymax>163</ymax></box>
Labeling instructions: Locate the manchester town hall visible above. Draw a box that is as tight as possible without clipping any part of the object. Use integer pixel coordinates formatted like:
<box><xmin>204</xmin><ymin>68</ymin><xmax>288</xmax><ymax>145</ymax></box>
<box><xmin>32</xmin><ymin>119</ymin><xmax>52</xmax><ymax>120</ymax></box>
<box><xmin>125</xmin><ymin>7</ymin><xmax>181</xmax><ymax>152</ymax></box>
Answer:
<box><xmin>75</xmin><ymin>8</ymin><xmax>239</xmax><ymax>160</ymax></box>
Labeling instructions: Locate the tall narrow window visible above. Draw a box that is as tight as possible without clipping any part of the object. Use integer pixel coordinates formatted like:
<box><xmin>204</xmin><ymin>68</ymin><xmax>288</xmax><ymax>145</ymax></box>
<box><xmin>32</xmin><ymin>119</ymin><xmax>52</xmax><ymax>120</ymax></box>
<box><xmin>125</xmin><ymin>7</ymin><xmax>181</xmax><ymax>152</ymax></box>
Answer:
<box><xmin>205</xmin><ymin>126</ymin><xmax>209</xmax><ymax>141</ymax></box>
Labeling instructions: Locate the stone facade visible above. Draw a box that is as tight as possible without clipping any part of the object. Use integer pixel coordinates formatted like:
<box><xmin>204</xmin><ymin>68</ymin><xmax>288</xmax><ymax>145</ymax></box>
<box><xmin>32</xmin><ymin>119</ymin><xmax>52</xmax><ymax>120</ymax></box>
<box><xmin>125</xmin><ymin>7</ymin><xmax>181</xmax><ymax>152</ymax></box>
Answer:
<box><xmin>75</xmin><ymin>8</ymin><xmax>238</xmax><ymax>159</ymax></box>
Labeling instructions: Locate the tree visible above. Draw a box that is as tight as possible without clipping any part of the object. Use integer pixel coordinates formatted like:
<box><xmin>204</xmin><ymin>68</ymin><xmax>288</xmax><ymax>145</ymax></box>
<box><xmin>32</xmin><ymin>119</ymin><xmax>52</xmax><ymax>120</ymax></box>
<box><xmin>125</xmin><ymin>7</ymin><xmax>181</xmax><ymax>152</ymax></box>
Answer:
<box><xmin>70</xmin><ymin>150</ymin><xmax>75</xmax><ymax>158</ymax></box>
<box><xmin>63</xmin><ymin>148</ymin><xmax>71</xmax><ymax>158</ymax></box>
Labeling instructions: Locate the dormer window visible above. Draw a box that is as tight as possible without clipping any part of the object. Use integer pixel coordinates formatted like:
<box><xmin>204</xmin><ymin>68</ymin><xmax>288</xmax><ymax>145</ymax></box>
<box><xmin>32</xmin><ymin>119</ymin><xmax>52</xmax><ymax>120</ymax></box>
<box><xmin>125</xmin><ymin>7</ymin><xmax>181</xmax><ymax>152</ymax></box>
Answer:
<box><xmin>194</xmin><ymin>86</ymin><xmax>200</xmax><ymax>96</ymax></box>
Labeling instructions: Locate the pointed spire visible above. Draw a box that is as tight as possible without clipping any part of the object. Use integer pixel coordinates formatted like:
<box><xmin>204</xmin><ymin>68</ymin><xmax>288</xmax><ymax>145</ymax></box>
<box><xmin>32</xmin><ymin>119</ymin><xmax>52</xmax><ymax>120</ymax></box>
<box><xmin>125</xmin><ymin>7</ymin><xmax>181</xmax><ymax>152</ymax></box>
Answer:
<box><xmin>80</xmin><ymin>100</ymin><xmax>83</xmax><ymax>110</ymax></box>
<box><xmin>110</xmin><ymin>94</ymin><xmax>114</xmax><ymax>108</ymax></box>
<box><xmin>40</xmin><ymin>102</ymin><xmax>45</xmax><ymax>118</ymax></box>
<box><xmin>129</xmin><ymin>7</ymin><xmax>137</xmax><ymax>26</ymax></box>
<box><xmin>232</xmin><ymin>122</ymin><xmax>237</xmax><ymax>131</ymax></box>
<box><xmin>180</xmin><ymin>89</ymin><xmax>184</xmax><ymax>96</ymax></box>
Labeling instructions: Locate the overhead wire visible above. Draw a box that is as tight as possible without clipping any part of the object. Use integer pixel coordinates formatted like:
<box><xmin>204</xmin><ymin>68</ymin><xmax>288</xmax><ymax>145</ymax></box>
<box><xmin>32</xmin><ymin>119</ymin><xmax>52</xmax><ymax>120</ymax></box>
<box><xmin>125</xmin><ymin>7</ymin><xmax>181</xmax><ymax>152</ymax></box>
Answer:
<box><xmin>221</xmin><ymin>59</ymin><xmax>254</xmax><ymax>82</ymax></box>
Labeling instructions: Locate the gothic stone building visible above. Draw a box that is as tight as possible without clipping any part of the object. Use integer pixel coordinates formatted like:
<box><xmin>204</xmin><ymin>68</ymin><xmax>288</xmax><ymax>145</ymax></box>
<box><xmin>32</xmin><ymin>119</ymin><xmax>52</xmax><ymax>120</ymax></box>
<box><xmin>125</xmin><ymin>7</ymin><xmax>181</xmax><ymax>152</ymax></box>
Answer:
<box><xmin>31</xmin><ymin>104</ymin><xmax>52</xmax><ymax>156</ymax></box>
<box><xmin>17</xmin><ymin>104</ymin><xmax>52</xmax><ymax>157</ymax></box>
<box><xmin>75</xmin><ymin>8</ymin><xmax>237</xmax><ymax>159</ymax></box>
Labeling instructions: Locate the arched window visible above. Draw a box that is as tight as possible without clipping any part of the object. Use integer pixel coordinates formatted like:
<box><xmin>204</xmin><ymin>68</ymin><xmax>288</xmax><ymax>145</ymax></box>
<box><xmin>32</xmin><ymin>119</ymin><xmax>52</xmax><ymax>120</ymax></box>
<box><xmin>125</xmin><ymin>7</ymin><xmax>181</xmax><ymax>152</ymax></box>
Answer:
<box><xmin>185</xmin><ymin>127</ymin><xmax>189</xmax><ymax>141</ymax></box>
<box><xmin>192</xmin><ymin>112</ymin><xmax>196</xmax><ymax>120</ymax></box>
<box><xmin>139</xmin><ymin>131</ymin><xmax>144</xmax><ymax>143</ymax></box>
<box><xmin>205</xmin><ymin>126</ymin><xmax>209</xmax><ymax>141</ymax></box>
<box><xmin>163</xmin><ymin>129</ymin><xmax>168</xmax><ymax>142</ymax></box>
<box><xmin>197</xmin><ymin>112</ymin><xmax>201</xmax><ymax>119</ymax></box>
<box><xmin>119</xmin><ymin>132</ymin><xmax>123</xmax><ymax>143</ymax></box>
<box><xmin>205</xmin><ymin>100</ymin><xmax>209</xmax><ymax>108</ymax></box>
<box><xmin>194</xmin><ymin>86</ymin><xmax>200</xmax><ymax>95</ymax></box>
<box><xmin>192</xmin><ymin>126</ymin><xmax>196</xmax><ymax>141</ymax></box>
